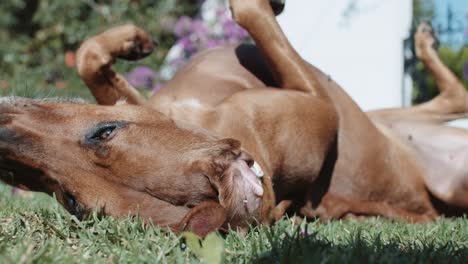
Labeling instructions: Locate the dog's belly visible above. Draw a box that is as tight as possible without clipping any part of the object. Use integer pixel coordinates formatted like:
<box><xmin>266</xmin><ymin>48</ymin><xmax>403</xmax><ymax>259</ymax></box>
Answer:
<box><xmin>378</xmin><ymin>120</ymin><xmax>468</xmax><ymax>208</ymax></box>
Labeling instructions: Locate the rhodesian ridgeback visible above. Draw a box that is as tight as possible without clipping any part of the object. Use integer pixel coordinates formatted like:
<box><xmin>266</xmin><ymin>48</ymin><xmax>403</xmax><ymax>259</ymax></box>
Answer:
<box><xmin>1</xmin><ymin>0</ymin><xmax>466</xmax><ymax>236</ymax></box>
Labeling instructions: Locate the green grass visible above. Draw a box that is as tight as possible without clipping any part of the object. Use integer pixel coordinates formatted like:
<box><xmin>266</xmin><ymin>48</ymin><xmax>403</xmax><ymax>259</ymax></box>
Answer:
<box><xmin>1</xmin><ymin>70</ymin><xmax>467</xmax><ymax>263</ymax></box>
<box><xmin>1</xmin><ymin>184</ymin><xmax>467</xmax><ymax>264</ymax></box>
<box><xmin>0</xmin><ymin>61</ymin><xmax>152</xmax><ymax>101</ymax></box>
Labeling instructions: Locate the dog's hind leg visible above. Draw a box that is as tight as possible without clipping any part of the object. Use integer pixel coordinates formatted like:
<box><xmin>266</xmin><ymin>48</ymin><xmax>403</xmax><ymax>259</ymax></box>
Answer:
<box><xmin>229</xmin><ymin>0</ymin><xmax>330</xmax><ymax>101</ymax></box>
<box><xmin>369</xmin><ymin>23</ymin><xmax>468</xmax><ymax>122</ymax></box>
<box><xmin>413</xmin><ymin>23</ymin><xmax>468</xmax><ymax>116</ymax></box>
<box><xmin>76</xmin><ymin>25</ymin><xmax>154</xmax><ymax>105</ymax></box>
<box><xmin>367</xmin><ymin>23</ymin><xmax>468</xmax><ymax>211</ymax></box>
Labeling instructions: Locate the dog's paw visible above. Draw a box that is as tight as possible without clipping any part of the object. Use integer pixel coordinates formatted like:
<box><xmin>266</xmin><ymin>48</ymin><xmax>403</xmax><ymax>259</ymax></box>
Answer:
<box><xmin>92</xmin><ymin>24</ymin><xmax>156</xmax><ymax>61</ymax></box>
<box><xmin>415</xmin><ymin>23</ymin><xmax>437</xmax><ymax>61</ymax></box>
<box><xmin>229</xmin><ymin>0</ymin><xmax>274</xmax><ymax>26</ymax></box>
<box><xmin>77</xmin><ymin>24</ymin><xmax>156</xmax><ymax>74</ymax></box>
<box><xmin>112</xmin><ymin>24</ymin><xmax>157</xmax><ymax>61</ymax></box>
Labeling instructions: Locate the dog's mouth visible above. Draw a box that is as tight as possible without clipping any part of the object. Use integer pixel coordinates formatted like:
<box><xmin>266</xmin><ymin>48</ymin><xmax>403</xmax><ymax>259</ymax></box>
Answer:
<box><xmin>0</xmin><ymin>157</ymin><xmax>47</xmax><ymax>191</ymax></box>
<box><xmin>0</xmin><ymin>156</ymin><xmax>89</xmax><ymax>218</ymax></box>
<box><xmin>234</xmin><ymin>159</ymin><xmax>264</xmax><ymax>196</ymax></box>
<box><xmin>231</xmin><ymin>158</ymin><xmax>264</xmax><ymax>214</ymax></box>
<box><xmin>216</xmin><ymin>154</ymin><xmax>265</xmax><ymax>220</ymax></box>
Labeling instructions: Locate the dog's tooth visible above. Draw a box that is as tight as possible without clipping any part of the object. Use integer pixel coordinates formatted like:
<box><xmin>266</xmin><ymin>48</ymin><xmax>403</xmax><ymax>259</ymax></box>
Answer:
<box><xmin>251</xmin><ymin>161</ymin><xmax>264</xmax><ymax>178</ymax></box>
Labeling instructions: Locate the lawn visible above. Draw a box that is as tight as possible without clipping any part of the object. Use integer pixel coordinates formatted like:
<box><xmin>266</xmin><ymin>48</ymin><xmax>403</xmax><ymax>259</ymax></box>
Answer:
<box><xmin>0</xmin><ymin>181</ymin><xmax>467</xmax><ymax>263</ymax></box>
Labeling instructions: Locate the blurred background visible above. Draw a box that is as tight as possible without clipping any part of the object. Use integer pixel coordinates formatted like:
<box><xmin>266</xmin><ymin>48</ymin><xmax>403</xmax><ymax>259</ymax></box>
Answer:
<box><xmin>0</xmin><ymin>0</ymin><xmax>466</xmax><ymax>111</ymax></box>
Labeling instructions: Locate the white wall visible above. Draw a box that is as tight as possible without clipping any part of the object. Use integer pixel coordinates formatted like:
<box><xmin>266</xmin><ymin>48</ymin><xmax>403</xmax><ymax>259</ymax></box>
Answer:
<box><xmin>277</xmin><ymin>0</ymin><xmax>413</xmax><ymax>111</ymax></box>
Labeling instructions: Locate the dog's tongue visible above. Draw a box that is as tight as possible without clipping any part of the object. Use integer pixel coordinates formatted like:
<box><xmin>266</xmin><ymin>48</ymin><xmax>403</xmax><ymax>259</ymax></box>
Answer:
<box><xmin>236</xmin><ymin>161</ymin><xmax>264</xmax><ymax>197</ymax></box>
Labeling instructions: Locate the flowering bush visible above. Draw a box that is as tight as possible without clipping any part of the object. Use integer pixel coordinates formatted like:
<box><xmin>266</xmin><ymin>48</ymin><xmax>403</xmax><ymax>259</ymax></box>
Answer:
<box><xmin>125</xmin><ymin>0</ymin><xmax>250</xmax><ymax>92</ymax></box>
<box><xmin>0</xmin><ymin>0</ymin><xmax>201</xmax><ymax>99</ymax></box>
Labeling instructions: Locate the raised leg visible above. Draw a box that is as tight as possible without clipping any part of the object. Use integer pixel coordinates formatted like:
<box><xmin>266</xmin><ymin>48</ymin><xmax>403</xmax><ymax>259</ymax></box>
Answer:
<box><xmin>369</xmin><ymin>23</ymin><xmax>468</xmax><ymax>122</ymax></box>
<box><xmin>229</xmin><ymin>0</ymin><xmax>330</xmax><ymax>100</ymax></box>
<box><xmin>366</xmin><ymin>24</ymin><xmax>468</xmax><ymax>211</ymax></box>
<box><xmin>76</xmin><ymin>25</ymin><xmax>155</xmax><ymax>105</ymax></box>
<box><xmin>414</xmin><ymin>23</ymin><xmax>468</xmax><ymax>115</ymax></box>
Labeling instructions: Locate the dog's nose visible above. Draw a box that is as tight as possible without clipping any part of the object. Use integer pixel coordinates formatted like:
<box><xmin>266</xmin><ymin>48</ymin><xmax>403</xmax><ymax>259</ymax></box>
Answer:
<box><xmin>0</xmin><ymin>97</ymin><xmax>19</xmax><ymax>125</ymax></box>
<box><xmin>0</xmin><ymin>127</ymin><xmax>17</xmax><ymax>143</ymax></box>
<box><xmin>0</xmin><ymin>113</ymin><xmax>12</xmax><ymax>125</ymax></box>
<box><xmin>0</xmin><ymin>97</ymin><xmax>27</xmax><ymax>145</ymax></box>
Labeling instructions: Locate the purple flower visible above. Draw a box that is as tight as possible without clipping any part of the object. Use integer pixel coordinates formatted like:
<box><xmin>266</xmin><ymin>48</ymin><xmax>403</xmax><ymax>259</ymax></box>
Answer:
<box><xmin>155</xmin><ymin>3</ymin><xmax>251</xmax><ymax>80</ymax></box>
<box><xmin>191</xmin><ymin>20</ymin><xmax>209</xmax><ymax>35</ymax></box>
<box><xmin>178</xmin><ymin>36</ymin><xmax>195</xmax><ymax>54</ymax></box>
<box><xmin>174</xmin><ymin>16</ymin><xmax>193</xmax><ymax>37</ymax></box>
<box><xmin>125</xmin><ymin>66</ymin><xmax>157</xmax><ymax>89</ymax></box>
<box><xmin>223</xmin><ymin>21</ymin><xmax>237</xmax><ymax>38</ymax></box>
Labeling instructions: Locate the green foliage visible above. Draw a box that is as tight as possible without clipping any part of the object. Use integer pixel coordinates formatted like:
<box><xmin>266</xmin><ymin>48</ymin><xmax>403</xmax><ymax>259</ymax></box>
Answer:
<box><xmin>413</xmin><ymin>0</ymin><xmax>435</xmax><ymax>23</ymax></box>
<box><xmin>0</xmin><ymin>0</ymin><xmax>199</xmax><ymax>101</ymax></box>
<box><xmin>0</xmin><ymin>0</ymin><xmax>198</xmax><ymax>76</ymax></box>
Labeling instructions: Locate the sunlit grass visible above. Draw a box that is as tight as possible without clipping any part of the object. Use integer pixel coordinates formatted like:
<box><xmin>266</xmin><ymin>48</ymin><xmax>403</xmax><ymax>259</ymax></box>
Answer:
<box><xmin>0</xmin><ymin>184</ymin><xmax>467</xmax><ymax>264</ymax></box>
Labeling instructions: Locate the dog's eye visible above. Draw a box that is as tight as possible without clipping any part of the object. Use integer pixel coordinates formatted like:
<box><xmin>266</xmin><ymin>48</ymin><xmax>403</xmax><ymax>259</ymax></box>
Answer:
<box><xmin>91</xmin><ymin>126</ymin><xmax>116</xmax><ymax>141</ymax></box>
<box><xmin>85</xmin><ymin>121</ymin><xmax>127</xmax><ymax>143</ymax></box>
<box><xmin>64</xmin><ymin>192</ymin><xmax>77</xmax><ymax>211</ymax></box>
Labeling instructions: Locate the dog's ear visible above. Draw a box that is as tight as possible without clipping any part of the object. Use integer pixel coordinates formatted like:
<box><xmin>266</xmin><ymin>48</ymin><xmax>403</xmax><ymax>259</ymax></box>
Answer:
<box><xmin>175</xmin><ymin>201</ymin><xmax>227</xmax><ymax>237</ymax></box>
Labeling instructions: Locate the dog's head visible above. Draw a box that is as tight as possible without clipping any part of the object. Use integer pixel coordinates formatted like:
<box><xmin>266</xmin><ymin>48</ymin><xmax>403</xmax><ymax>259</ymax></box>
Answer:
<box><xmin>0</xmin><ymin>97</ymin><xmax>264</xmax><ymax>236</ymax></box>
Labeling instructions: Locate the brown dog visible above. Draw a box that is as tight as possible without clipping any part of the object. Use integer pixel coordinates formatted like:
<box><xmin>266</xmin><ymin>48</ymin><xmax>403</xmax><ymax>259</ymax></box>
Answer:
<box><xmin>1</xmin><ymin>0</ymin><xmax>466</xmax><ymax>236</ymax></box>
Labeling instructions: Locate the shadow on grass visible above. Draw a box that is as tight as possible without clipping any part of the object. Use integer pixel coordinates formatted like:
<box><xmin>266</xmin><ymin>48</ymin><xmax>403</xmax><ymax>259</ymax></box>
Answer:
<box><xmin>252</xmin><ymin>225</ymin><xmax>467</xmax><ymax>264</ymax></box>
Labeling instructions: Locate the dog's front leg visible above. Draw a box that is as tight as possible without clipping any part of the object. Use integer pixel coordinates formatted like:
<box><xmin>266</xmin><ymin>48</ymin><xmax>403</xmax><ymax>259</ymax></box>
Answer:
<box><xmin>230</xmin><ymin>0</ymin><xmax>330</xmax><ymax>101</ymax></box>
<box><xmin>76</xmin><ymin>25</ymin><xmax>154</xmax><ymax>105</ymax></box>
